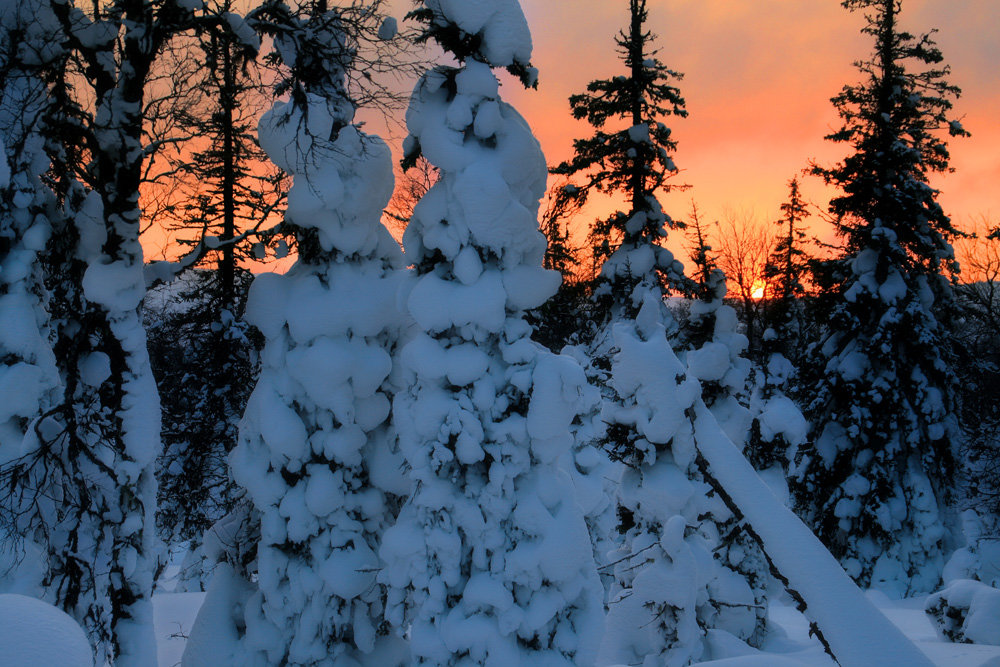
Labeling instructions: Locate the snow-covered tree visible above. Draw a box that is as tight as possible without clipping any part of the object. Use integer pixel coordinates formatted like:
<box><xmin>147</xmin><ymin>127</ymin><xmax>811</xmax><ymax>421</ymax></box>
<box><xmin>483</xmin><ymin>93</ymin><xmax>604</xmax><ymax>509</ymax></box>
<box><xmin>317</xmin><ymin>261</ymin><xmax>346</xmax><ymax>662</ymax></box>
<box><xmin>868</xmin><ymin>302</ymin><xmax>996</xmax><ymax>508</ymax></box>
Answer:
<box><xmin>764</xmin><ymin>177</ymin><xmax>810</xmax><ymax>346</ymax></box>
<box><xmin>540</xmin><ymin>2</ymin><xmax>770</xmax><ymax>662</ymax></box>
<box><xmin>684</xmin><ymin>200</ymin><xmax>802</xmax><ymax>544</ymax></box>
<box><xmin>0</xmin><ymin>0</ymin><xmax>220</xmax><ymax>658</ymax></box>
<box><xmin>745</xmin><ymin>179</ymin><xmax>811</xmax><ymax>475</ymax></box>
<box><xmin>184</xmin><ymin>4</ymin><xmax>412</xmax><ymax>664</ymax></box>
<box><xmin>682</xmin><ymin>205</ymin><xmax>753</xmax><ymax>448</ymax></box>
<box><xmin>544</xmin><ymin>0</ymin><xmax>697</xmax><ymax>614</ymax></box>
<box><xmin>794</xmin><ymin>0</ymin><xmax>969</xmax><ymax>596</ymax></box>
<box><xmin>547</xmin><ymin>7</ymin><xmax>697</xmax><ymax>579</ymax></box>
<box><xmin>745</xmin><ymin>360</ymin><xmax>809</xmax><ymax>483</ymax></box>
<box><xmin>597</xmin><ymin>204</ymin><xmax>769</xmax><ymax>665</ymax></box>
<box><xmin>377</xmin><ymin>2</ymin><xmax>605</xmax><ymax>664</ymax></box>
<box><xmin>550</xmin><ymin>0</ymin><xmax>690</xmax><ymax>335</ymax></box>
<box><xmin>0</xmin><ymin>21</ymin><xmax>61</xmax><ymax>594</ymax></box>
<box><xmin>598</xmin><ymin>296</ymin><xmax>769</xmax><ymax>665</ymax></box>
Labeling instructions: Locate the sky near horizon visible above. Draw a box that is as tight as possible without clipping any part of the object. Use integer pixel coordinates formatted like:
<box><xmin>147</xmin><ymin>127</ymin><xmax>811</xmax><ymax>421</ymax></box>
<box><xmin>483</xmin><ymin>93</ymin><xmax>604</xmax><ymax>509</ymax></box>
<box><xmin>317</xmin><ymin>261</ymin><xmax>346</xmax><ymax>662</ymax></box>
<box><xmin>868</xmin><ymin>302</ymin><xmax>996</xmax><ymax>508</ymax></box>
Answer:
<box><xmin>141</xmin><ymin>0</ymin><xmax>1000</xmax><ymax>276</ymax></box>
<box><xmin>499</xmin><ymin>0</ymin><xmax>1000</xmax><ymax>260</ymax></box>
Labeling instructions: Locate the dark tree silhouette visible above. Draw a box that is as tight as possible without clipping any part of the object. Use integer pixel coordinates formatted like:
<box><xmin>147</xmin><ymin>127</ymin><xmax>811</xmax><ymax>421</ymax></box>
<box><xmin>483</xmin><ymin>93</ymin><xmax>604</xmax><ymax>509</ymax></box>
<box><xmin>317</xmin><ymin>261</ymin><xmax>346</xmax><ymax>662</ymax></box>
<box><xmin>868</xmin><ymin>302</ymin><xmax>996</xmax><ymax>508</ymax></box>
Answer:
<box><xmin>793</xmin><ymin>0</ymin><xmax>969</xmax><ymax>596</ymax></box>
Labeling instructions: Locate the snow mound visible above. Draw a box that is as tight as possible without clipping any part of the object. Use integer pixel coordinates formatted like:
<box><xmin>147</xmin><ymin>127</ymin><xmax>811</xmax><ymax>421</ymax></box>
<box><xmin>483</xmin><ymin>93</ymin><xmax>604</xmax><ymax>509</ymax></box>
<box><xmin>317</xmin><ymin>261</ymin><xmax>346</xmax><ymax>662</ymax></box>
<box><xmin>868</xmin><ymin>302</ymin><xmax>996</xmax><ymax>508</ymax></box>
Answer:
<box><xmin>181</xmin><ymin>565</ymin><xmax>250</xmax><ymax>666</ymax></box>
<box><xmin>926</xmin><ymin>579</ymin><xmax>1000</xmax><ymax>646</ymax></box>
<box><xmin>0</xmin><ymin>594</ymin><xmax>93</xmax><ymax>666</ymax></box>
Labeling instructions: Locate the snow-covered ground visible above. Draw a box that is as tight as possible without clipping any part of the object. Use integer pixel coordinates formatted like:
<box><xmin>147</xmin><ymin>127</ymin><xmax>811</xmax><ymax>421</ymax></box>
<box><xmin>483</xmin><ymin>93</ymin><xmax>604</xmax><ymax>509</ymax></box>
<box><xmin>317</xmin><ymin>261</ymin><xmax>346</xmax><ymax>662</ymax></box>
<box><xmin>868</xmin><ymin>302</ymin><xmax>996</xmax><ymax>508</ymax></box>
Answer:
<box><xmin>151</xmin><ymin>588</ymin><xmax>1000</xmax><ymax>667</ymax></box>
<box><xmin>154</xmin><ymin>592</ymin><xmax>205</xmax><ymax>667</ymax></box>
<box><xmin>0</xmin><ymin>594</ymin><xmax>93</xmax><ymax>666</ymax></box>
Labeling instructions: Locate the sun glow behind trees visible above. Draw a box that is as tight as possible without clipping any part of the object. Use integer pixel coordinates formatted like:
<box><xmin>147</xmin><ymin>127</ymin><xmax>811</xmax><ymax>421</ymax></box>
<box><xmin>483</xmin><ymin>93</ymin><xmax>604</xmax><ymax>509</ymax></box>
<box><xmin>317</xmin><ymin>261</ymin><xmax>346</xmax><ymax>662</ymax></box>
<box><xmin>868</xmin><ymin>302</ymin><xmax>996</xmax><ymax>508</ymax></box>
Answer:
<box><xmin>506</xmin><ymin>0</ymin><xmax>998</xmax><ymax>291</ymax></box>
<box><xmin>140</xmin><ymin>1</ymin><xmax>999</xmax><ymax>293</ymax></box>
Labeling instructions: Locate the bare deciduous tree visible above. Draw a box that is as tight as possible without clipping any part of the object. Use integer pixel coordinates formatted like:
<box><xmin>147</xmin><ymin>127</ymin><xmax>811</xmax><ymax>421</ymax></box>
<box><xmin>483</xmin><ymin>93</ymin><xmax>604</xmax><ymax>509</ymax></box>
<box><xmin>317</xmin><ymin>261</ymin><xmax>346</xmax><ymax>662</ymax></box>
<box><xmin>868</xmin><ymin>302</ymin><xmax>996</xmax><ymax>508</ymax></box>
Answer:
<box><xmin>953</xmin><ymin>215</ymin><xmax>1000</xmax><ymax>533</ymax></box>
<box><xmin>714</xmin><ymin>208</ymin><xmax>774</xmax><ymax>352</ymax></box>
<box><xmin>955</xmin><ymin>214</ymin><xmax>1000</xmax><ymax>333</ymax></box>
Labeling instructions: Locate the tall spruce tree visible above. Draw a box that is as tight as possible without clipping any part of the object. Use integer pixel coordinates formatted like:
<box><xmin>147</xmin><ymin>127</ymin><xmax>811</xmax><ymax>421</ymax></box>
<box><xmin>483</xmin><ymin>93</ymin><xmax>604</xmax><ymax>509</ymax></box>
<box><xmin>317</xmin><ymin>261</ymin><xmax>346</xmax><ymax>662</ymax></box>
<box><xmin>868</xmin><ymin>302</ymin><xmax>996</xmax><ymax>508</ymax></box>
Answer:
<box><xmin>550</xmin><ymin>0</ymin><xmax>690</xmax><ymax>334</ymax></box>
<box><xmin>793</xmin><ymin>0</ymin><xmax>969</xmax><ymax>596</ymax></box>
<box><xmin>764</xmin><ymin>177</ymin><xmax>810</xmax><ymax>344</ymax></box>
<box><xmin>685</xmin><ymin>202</ymin><xmax>716</xmax><ymax>292</ymax></box>
<box><xmin>542</xmin><ymin>2</ymin><xmax>769</xmax><ymax>662</ymax></box>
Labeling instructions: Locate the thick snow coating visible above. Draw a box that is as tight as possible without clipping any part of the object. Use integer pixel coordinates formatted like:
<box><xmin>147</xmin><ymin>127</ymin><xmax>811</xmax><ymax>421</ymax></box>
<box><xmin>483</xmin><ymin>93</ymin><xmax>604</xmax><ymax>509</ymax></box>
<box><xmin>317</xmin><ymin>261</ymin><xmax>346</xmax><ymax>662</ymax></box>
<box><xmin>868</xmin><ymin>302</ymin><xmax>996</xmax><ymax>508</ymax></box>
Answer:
<box><xmin>925</xmin><ymin>579</ymin><xmax>1000</xmax><ymax>646</ymax></box>
<box><xmin>186</xmin><ymin>19</ymin><xmax>410</xmax><ymax>664</ymax></box>
<box><xmin>1</xmin><ymin>40</ymin><xmax>160</xmax><ymax>658</ymax></box>
<box><xmin>0</xmin><ymin>131</ymin><xmax>58</xmax><ymax>468</ymax></box>
<box><xmin>691</xmin><ymin>399</ymin><xmax>934</xmax><ymax>666</ymax></box>
<box><xmin>597</xmin><ymin>296</ymin><xmax>767</xmax><ymax>666</ymax></box>
<box><xmin>555</xmin><ymin>343</ymin><xmax>622</xmax><ymax>600</ymax></box>
<box><xmin>683</xmin><ymin>270</ymin><xmax>753</xmax><ymax>448</ymax></box>
<box><xmin>423</xmin><ymin>0</ymin><xmax>533</xmax><ymax>69</ymax></box>
<box><xmin>378</xmin><ymin>3</ymin><xmax>604</xmax><ymax>663</ymax></box>
<box><xmin>146</xmin><ymin>586</ymin><xmax>1000</xmax><ymax>667</ymax></box>
<box><xmin>0</xmin><ymin>594</ymin><xmax>93</xmax><ymax>666</ymax></box>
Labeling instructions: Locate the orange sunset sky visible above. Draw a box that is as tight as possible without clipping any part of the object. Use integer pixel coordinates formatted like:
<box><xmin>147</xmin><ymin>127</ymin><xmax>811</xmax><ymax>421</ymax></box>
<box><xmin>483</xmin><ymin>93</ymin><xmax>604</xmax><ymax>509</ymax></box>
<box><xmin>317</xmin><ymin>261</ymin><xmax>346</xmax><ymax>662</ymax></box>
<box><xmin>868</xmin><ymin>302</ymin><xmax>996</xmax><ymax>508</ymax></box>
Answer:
<box><xmin>505</xmin><ymin>0</ymin><xmax>1000</xmax><ymax>265</ymax></box>
<box><xmin>143</xmin><ymin>1</ymin><xmax>1000</xmax><ymax>276</ymax></box>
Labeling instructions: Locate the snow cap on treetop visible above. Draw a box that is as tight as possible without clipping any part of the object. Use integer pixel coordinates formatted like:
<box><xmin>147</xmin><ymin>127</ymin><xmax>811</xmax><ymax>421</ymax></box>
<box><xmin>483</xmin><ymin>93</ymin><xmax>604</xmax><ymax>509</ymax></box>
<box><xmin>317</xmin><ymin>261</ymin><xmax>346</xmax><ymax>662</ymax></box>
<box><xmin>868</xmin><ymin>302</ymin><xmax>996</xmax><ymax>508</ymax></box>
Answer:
<box><xmin>411</xmin><ymin>0</ymin><xmax>537</xmax><ymax>87</ymax></box>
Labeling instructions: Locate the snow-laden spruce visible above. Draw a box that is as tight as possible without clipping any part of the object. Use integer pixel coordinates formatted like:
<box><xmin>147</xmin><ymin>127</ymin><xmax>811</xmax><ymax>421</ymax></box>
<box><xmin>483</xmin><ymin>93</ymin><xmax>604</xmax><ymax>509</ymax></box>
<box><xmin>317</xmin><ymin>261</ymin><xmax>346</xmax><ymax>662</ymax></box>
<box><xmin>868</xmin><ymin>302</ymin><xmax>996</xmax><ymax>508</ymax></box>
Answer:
<box><xmin>745</xmin><ymin>346</ymin><xmax>808</xmax><ymax>491</ymax></box>
<box><xmin>684</xmin><ymin>267</ymin><xmax>752</xmax><ymax>447</ymax></box>
<box><xmin>377</xmin><ymin>2</ymin><xmax>605</xmax><ymax>664</ymax></box>
<box><xmin>794</xmin><ymin>0</ymin><xmax>968</xmax><ymax>597</ymax></box>
<box><xmin>739</xmin><ymin>178</ymin><xmax>811</xmax><ymax>493</ymax></box>
<box><xmin>598</xmin><ymin>294</ymin><xmax>767</xmax><ymax>665</ymax></box>
<box><xmin>541</xmin><ymin>1</ymin><xmax>768</xmax><ymax>661</ymax></box>
<box><xmin>185</xmin><ymin>9</ymin><xmax>408</xmax><ymax>666</ymax></box>
<box><xmin>546</xmin><ymin>0</ymin><xmax>713</xmax><ymax>622</ymax></box>
<box><xmin>230</xmin><ymin>115</ymin><xmax>407</xmax><ymax>666</ymax></box>
<box><xmin>745</xmin><ymin>319</ymin><xmax>809</xmax><ymax>497</ymax></box>
<box><xmin>549</xmin><ymin>0</ymin><xmax>691</xmax><ymax>338</ymax></box>
<box><xmin>234</xmin><ymin>47</ymin><xmax>403</xmax><ymax>667</ymax></box>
